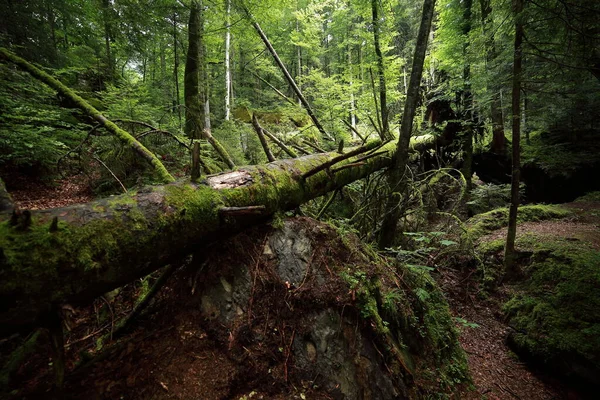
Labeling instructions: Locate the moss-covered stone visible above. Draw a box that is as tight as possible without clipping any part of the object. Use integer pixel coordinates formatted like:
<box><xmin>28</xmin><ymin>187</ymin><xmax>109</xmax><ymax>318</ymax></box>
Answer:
<box><xmin>465</xmin><ymin>204</ymin><xmax>572</xmax><ymax>240</ymax></box>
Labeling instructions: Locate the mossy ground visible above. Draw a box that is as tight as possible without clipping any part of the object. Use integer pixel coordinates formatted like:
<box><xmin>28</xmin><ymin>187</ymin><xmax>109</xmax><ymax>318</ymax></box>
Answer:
<box><xmin>464</xmin><ymin>204</ymin><xmax>572</xmax><ymax>241</ymax></box>
<box><xmin>470</xmin><ymin>200</ymin><xmax>600</xmax><ymax>388</ymax></box>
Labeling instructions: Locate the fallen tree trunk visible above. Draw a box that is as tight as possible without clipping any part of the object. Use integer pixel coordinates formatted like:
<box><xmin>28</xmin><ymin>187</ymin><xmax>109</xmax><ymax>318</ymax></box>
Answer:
<box><xmin>0</xmin><ymin>134</ymin><xmax>438</xmax><ymax>333</ymax></box>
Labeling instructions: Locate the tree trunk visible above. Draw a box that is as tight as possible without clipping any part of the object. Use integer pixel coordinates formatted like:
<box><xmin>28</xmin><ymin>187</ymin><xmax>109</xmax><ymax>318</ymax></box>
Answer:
<box><xmin>480</xmin><ymin>0</ymin><xmax>506</xmax><ymax>155</ymax></box>
<box><xmin>173</xmin><ymin>12</ymin><xmax>182</xmax><ymax>127</ymax></box>
<box><xmin>251</xmin><ymin>114</ymin><xmax>276</xmax><ymax>162</ymax></box>
<box><xmin>371</xmin><ymin>0</ymin><xmax>389</xmax><ymax>139</ymax></box>
<box><xmin>378</xmin><ymin>0</ymin><xmax>436</xmax><ymax>249</ymax></box>
<box><xmin>0</xmin><ymin>142</ymin><xmax>389</xmax><ymax>332</ymax></box>
<box><xmin>0</xmin><ymin>131</ymin><xmax>444</xmax><ymax>334</ymax></box>
<box><xmin>184</xmin><ymin>0</ymin><xmax>205</xmax><ymax>182</ymax></box>
<box><xmin>101</xmin><ymin>0</ymin><xmax>114</xmax><ymax>80</ymax></box>
<box><xmin>504</xmin><ymin>0</ymin><xmax>524</xmax><ymax>277</ymax></box>
<box><xmin>224</xmin><ymin>0</ymin><xmax>232</xmax><ymax>121</ymax></box>
<box><xmin>0</xmin><ymin>48</ymin><xmax>174</xmax><ymax>184</ymax></box>
<box><xmin>460</xmin><ymin>0</ymin><xmax>474</xmax><ymax>192</ymax></box>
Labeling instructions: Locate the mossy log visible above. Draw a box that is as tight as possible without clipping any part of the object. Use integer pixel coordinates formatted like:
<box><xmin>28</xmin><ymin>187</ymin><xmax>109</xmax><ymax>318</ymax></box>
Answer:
<box><xmin>0</xmin><ymin>142</ymin><xmax>389</xmax><ymax>332</ymax></box>
<box><xmin>0</xmin><ymin>48</ymin><xmax>175</xmax><ymax>184</ymax></box>
<box><xmin>0</xmin><ymin>134</ymin><xmax>439</xmax><ymax>333</ymax></box>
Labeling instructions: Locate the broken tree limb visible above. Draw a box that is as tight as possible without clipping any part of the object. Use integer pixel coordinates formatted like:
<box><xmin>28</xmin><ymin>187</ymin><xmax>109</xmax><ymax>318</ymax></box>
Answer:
<box><xmin>247</xmin><ymin>69</ymin><xmax>297</xmax><ymax>106</ymax></box>
<box><xmin>251</xmin><ymin>114</ymin><xmax>276</xmax><ymax>162</ymax></box>
<box><xmin>342</xmin><ymin>119</ymin><xmax>366</xmax><ymax>143</ymax></box>
<box><xmin>239</xmin><ymin>3</ymin><xmax>333</xmax><ymax>141</ymax></box>
<box><xmin>301</xmin><ymin>139</ymin><xmax>326</xmax><ymax>153</ymax></box>
<box><xmin>291</xmin><ymin>144</ymin><xmax>310</xmax><ymax>155</ymax></box>
<box><xmin>260</xmin><ymin>128</ymin><xmax>298</xmax><ymax>159</ymax></box>
<box><xmin>0</xmin><ymin>48</ymin><xmax>175</xmax><ymax>184</ymax></box>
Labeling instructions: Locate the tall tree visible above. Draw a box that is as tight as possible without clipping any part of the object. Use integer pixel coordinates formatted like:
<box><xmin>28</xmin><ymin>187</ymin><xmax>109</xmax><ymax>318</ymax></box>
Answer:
<box><xmin>224</xmin><ymin>0</ymin><xmax>232</xmax><ymax>121</ymax></box>
<box><xmin>504</xmin><ymin>0</ymin><xmax>524</xmax><ymax>276</ymax></box>
<box><xmin>479</xmin><ymin>0</ymin><xmax>506</xmax><ymax>154</ymax></box>
<box><xmin>185</xmin><ymin>0</ymin><xmax>205</xmax><ymax>182</ymax></box>
<box><xmin>378</xmin><ymin>0</ymin><xmax>437</xmax><ymax>249</ymax></box>
<box><xmin>371</xmin><ymin>0</ymin><xmax>389</xmax><ymax>139</ymax></box>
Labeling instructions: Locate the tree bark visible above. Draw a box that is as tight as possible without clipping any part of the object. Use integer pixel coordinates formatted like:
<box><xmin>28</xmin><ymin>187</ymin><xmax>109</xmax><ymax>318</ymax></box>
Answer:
<box><xmin>504</xmin><ymin>0</ymin><xmax>524</xmax><ymax>277</ymax></box>
<box><xmin>184</xmin><ymin>0</ymin><xmax>205</xmax><ymax>182</ymax></box>
<box><xmin>0</xmin><ymin>48</ymin><xmax>174</xmax><ymax>184</ymax></box>
<box><xmin>251</xmin><ymin>114</ymin><xmax>276</xmax><ymax>162</ymax></box>
<box><xmin>377</xmin><ymin>0</ymin><xmax>436</xmax><ymax>249</ymax></box>
<box><xmin>0</xmin><ymin>142</ymin><xmax>389</xmax><ymax>332</ymax></box>
<box><xmin>224</xmin><ymin>0</ymin><xmax>232</xmax><ymax>121</ymax></box>
<box><xmin>480</xmin><ymin>0</ymin><xmax>506</xmax><ymax>155</ymax></box>
<box><xmin>371</xmin><ymin>0</ymin><xmax>389</xmax><ymax>139</ymax></box>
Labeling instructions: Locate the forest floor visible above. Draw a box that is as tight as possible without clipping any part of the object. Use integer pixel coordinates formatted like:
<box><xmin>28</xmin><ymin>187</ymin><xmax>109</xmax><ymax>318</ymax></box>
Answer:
<box><xmin>2</xmin><ymin>175</ymin><xmax>599</xmax><ymax>399</ymax></box>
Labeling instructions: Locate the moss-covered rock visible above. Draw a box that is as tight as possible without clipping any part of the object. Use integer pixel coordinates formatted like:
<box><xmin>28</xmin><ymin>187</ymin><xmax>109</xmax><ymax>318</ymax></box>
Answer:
<box><xmin>464</xmin><ymin>204</ymin><xmax>572</xmax><ymax>241</ymax></box>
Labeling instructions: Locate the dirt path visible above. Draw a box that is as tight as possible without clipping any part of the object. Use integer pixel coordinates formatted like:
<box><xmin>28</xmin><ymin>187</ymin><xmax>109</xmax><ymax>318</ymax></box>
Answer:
<box><xmin>438</xmin><ymin>267</ymin><xmax>578</xmax><ymax>399</ymax></box>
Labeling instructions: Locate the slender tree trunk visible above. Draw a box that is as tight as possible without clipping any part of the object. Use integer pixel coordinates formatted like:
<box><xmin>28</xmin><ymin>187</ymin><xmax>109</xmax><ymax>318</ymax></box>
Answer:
<box><xmin>185</xmin><ymin>0</ymin><xmax>205</xmax><ymax>182</ymax></box>
<box><xmin>173</xmin><ymin>12</ymin><xmax>182</xmax><ymax>127</ymax></box>
<box><xmin>252</xmin><ymin>114</ymin><xmax>275</xmax><ymax>162</ymax></box>
<box><xmin>480</xmin><ymin>0</ymin><xmax>506</xmax><ymax>154</ymax></box>
<box><xmin>371</xmin><ymin>0</ymin><xmax>389</xmax><ymax>139</ymax></box>
<box><xmin>101</xmin><ymin>0</ymin><xmax>113</xmax><ymax>80</ymax></box>
<box><xmin>240</xmin><ymin>2</ymin><xmax>333</xmax><ymax>141</ymax></box>
<box><xmin>461</xmin><ymin>0</ymin><xmax>474</xmax><ymax>192</ymax></box>
<box><xmin>224</xmin><ymin>0</ymin><xmax>232</xmax><ymax>121</ymax></box>
<box><xmin>378</xmin><ymin>0</ymin><xmax>436</xmax><ymax>249</ymax></box>
<box><xmin>504</xmin><ymin>0</ymin><xmax>524</xmax><ymax>277</ymax></box>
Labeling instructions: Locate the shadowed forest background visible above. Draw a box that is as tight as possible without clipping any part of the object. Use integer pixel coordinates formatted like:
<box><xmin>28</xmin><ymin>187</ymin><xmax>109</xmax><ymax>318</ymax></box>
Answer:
<box><xmin>0</xmin><ymin>0</ymin><xmax>599</xmax><ymax>398</ymax></box>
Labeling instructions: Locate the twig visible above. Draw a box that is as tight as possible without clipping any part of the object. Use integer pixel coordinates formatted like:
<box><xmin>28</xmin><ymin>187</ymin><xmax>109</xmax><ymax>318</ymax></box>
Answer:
<box><xmin>92</xmin><ymin>155</ymin><xmax>128</xmax><ymax>193</ymax></box>
<box><xmin>317</xmin><ymin>190</ymin><xmax>338</xmax><ymax>220</ymax></box>
<box><xmin>341</xmin><ymin>119</ymin><xmax>366</xmax><ymax>143</ymax></box>
<box><xmin>301</xmin><ymin>139</ymin><xmax>326</xmax><ymax>153</ymax></box>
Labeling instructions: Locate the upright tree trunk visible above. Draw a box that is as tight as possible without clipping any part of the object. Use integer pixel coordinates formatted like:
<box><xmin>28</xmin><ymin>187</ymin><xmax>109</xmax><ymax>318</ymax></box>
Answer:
<box><xmin>504</xmin><ymin>0</ymin><xmax>524</xmax><ymax>277</ymax></box>
<box><xmin>224</xmin><ymin>0</ymin><xmax>232</xmax><ymax>121</ymax></box>
<box><xmin>185</xmin><ymin>1</ymin><xmax>235</xmax><ymax>175</ymax></box>
<box><xmin>173</xmin><ymin>12</ymin><xmax>182</xmax><ymax>127</ymax></box>
<box><xmin>480</xmin><ymin>0</ymin><xmax>506</xmax><ymax>154</ymax></box>
<box><xmin>371</xmin><ymin>0</ymin><xmax>389</xmax><ymax>139</ymax></box>
<box><xmin>184</xmin><ymin>0</ymin><xmax>205</xmax><ymax>182</ymax></box>
<box><xmin>101</xmin><ymin>0</ymin><xmax>114</xmax><ymax>80</ymax></box>
<box><xmin>378</xmin><ymin>0</ymin><xmax>436</xmax><ymax>249</ymax></box>
<box><xmin>460</xmin><ymin>0</ymin><xmax>474</xmax><ymax>192</ymax></box>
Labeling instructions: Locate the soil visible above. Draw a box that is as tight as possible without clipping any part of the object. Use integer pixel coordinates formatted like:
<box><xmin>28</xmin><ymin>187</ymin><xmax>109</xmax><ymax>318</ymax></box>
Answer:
<box><xmin>2</xmin><ymin>176</ymin><xmax>599</xmax><ymax>399</ymax></box>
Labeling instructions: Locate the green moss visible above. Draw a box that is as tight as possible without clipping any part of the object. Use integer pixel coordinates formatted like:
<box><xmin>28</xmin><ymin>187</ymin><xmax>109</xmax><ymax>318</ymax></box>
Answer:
<box><xmin>575</xmin><ymin>191</ymin><xmax>600</xmax><ymax>202</ymax></box>
<box><xmin>465</xmin><ymin>204</ymin><xmax>572</xmax><ymax>240</ymax></box>
<box><xmin>503</xmin><ymin>237</ymin><xmax>600</xmax><ymax>368</ymax></box>
<box><xmin>339</xmin><ymin>260</ymin><xmax>470</xmax><ymax>395</ymax></box>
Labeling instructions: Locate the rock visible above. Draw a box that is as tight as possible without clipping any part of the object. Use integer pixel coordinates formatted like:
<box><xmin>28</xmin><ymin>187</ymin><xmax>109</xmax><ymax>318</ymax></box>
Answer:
<box><xmin>194</xmin><ymin>218</ymin><xmax>469</xmax><ymax>399</ymax></box>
